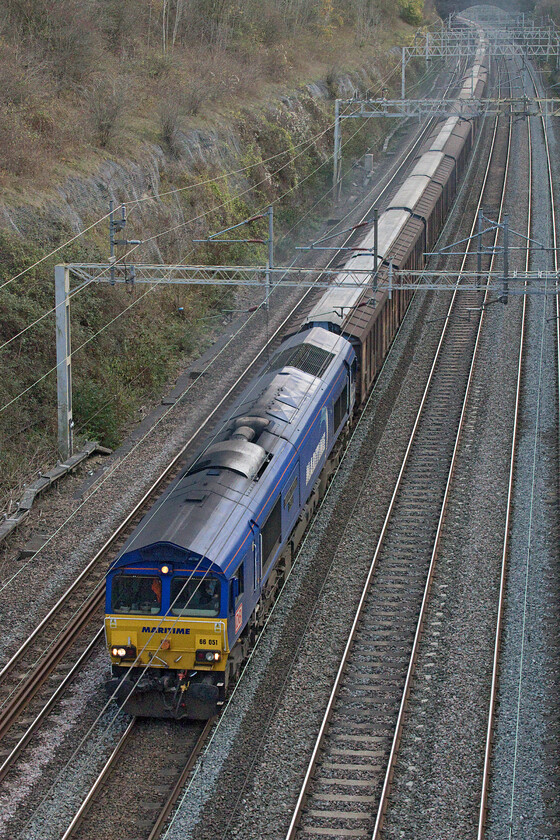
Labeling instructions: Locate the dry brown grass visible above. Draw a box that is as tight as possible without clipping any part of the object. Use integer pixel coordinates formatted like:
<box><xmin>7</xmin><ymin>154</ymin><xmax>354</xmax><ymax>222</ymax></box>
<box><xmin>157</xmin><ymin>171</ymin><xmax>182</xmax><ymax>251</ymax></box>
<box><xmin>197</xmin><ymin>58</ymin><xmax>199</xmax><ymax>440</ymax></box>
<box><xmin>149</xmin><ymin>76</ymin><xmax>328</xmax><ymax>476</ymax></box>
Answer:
<box><xmin>0</xmin><ymin>0</ymin><xmax>411</xmax><ymax>186</ymax></box>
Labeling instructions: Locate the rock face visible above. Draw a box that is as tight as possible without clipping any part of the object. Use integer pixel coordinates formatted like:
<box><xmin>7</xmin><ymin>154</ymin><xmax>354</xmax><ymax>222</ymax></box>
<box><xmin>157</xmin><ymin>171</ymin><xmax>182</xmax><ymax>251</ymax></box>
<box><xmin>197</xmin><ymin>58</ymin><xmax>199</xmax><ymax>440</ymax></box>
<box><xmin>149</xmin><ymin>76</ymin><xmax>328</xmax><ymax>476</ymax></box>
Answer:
<box><xmin>0</xmin><ymin>68</ymin><xmax>380</xmax><ymax>258</ymax></box>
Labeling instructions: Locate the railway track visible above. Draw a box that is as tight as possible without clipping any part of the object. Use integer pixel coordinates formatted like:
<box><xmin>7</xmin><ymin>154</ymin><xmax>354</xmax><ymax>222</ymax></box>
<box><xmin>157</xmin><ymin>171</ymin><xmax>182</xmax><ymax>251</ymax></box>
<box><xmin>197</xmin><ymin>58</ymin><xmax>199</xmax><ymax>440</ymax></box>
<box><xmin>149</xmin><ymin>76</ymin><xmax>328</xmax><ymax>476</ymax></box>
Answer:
<box><xmin>285</xmin><ymin>54</ymin><xmax>514</xmax><ymax>840</ymax></box>
<box><xmin>59</xmin><ymin>718</ymin><xmax>212</xmax><ymax>840</ymax></box>
<box><xmin>26</xmin><ymin>49</ymin><xmax>484</xmax><ymax>840</ymax></box>
<box><xmin>125</xmin><ymin>31</ymin><xmax>559</xmax><ymax>840</ymax></box>
<box><xmin>21</xmin><ymin>28</ymin><xmax>498</xmax><ymax>840</ymax></box>
<box><xmin>0</xmin><ymin>62</ymin><xmax>463</xmax><ymax>836</ymax></box>
<box><xmin>477</xmin><ymin>53</ymin><xmax>559</xmax><ymax>838</ymax></box>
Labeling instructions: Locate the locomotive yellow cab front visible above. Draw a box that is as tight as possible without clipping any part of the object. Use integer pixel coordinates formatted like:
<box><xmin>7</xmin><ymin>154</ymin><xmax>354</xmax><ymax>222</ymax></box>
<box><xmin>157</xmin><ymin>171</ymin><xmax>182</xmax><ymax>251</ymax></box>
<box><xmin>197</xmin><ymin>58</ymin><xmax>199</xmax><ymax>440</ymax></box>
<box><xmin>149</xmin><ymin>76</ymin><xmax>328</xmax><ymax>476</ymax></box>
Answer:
<box><xmin>105</xmin><ymin>615</ymin><xmax>227</xmax><ymax>671</ymax></box>
<box><xmin>105</xmin><ymin>565</ymin><xmax>230</xmax><ymax>719</ymax></box>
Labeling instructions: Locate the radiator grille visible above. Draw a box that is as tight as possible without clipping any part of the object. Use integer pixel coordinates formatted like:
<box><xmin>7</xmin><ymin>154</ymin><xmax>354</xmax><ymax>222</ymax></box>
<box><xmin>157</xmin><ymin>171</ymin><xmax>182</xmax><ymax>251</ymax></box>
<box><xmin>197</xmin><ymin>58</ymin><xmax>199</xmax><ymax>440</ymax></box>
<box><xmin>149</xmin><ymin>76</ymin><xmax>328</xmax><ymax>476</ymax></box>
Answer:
<box><xmin>264</xmin><ymin>343</ymin><xmax>334</xmax><ymax>378</ymax></box>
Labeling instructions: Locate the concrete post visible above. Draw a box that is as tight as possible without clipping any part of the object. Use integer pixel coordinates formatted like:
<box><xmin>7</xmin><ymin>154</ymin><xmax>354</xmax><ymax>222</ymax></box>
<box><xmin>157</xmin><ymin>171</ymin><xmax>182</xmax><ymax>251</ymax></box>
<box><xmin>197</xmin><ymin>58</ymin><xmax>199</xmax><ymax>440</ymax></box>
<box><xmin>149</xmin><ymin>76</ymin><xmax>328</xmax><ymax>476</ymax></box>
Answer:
<box><xmin>333</xmin><ymin>99</ymin><xmax>341</xmax><ymax>199</ymax></box>
<box><xmin>502</xmin><ymin>214</ymin><xmax>509</xmax><ymax>303</ymax></box>
<box><xmin>401</xmin><ymin>48</ymin><xmax>406</xmax><ymax>100</ymax></box>
<box><xmin>265</xmin><ymin>205</ymin><xmax>274</xmax><ymax>312</ymax></box>
<box><xmin>55</xmin><ymin>264</ymin><xmax>73</xmax><ymax>461</ymax></box>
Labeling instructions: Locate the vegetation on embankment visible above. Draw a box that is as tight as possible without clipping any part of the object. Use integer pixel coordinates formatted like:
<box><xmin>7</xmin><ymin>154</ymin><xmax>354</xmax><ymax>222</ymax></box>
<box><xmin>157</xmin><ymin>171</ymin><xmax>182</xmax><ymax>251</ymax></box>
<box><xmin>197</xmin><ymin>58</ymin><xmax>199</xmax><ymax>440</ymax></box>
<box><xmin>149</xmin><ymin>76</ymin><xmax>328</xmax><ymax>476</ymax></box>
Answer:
<box><xmin>0</xmin><ymin>0</ymin><xmax>430</xmax><ymax>509</ymax></box>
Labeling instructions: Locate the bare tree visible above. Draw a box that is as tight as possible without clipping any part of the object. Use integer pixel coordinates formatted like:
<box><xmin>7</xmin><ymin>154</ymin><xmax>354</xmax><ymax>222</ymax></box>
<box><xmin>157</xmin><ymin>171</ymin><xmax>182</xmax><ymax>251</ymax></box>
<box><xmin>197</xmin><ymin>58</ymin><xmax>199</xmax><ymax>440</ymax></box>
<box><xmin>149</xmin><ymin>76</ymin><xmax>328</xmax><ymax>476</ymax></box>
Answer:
<box><xmin>172</xmin><ymin>0</ymin><xmax>184</xmax><ymax>50</ymax></box>
<box><xmin>162</xmin><ymin>0</ymin><xmax>168</xmax><ymax>53</ymax></box>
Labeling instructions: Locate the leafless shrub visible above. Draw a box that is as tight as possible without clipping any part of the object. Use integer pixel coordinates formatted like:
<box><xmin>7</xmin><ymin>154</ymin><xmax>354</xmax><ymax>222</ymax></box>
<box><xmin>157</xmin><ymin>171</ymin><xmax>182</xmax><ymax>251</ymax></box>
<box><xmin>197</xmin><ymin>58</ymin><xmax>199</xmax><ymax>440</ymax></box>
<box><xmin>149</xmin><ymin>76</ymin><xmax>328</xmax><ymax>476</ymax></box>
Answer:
<box><xmin>27</xmin><ymin>109</ymin><xmax>57</xmax><ymax>141</ymax></box>
<box><xmin>258</xmin><ymin>4</ymin><xmax>288</xmax><ymax>46</ymax></box>
<box><xmin>325</xmin><ymin>65</ymin><xmax>341</xmax><ymax>99</ymax></box>
<box><xmin>0</xmin><ymin>39</ymin><xmax>49</xmax><ymax>108</ymax></box>
<box><xmin>157</xmin><ymin>93</ymin><xmax>183</xmax><ymax>156</ymax></box>
<box><xmin>352</xmin><ymin>0</ymin><xmax>381</xmax><ymax>46</ymax></box>
<box><xmin>86</xmin><ymin>78</ymin><xmax>128</xmax><ymax>148</ymax></box>
<box><xmin>0</xmin><ymin>106</ymin><xmax>40</xmax><ymax>178</ymax></box>
<box><xmin>182</xmin><ymin>77</ymin><xmax>208</xmax><ymax>116</ymax></box>
<box><xmin>142</xmin><ymin>50</ymin><xmax>175</xmax><ymax>79</ymax></box>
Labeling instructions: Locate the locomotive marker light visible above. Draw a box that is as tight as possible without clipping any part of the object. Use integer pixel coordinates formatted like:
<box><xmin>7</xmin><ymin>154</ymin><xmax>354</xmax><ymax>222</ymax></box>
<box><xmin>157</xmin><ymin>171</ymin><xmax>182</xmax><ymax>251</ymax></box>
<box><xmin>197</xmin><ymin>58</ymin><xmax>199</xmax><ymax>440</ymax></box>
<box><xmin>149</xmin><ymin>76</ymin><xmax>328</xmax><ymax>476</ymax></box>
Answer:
<box><xmin>196</xmin><ymin>650</ymin><xmax>221</xmax><ymax>663</ymax></box>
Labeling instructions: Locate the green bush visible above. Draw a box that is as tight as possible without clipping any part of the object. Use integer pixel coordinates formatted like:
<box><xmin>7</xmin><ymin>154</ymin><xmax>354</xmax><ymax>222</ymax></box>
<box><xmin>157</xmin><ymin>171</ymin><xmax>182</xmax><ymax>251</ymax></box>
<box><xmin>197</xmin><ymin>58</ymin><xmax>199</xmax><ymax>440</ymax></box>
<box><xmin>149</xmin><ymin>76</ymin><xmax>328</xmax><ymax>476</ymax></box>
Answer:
<box><xmin>398</xmin><ymin>0</ymin><xmax>424</xmax><ymax>26</ymax></box>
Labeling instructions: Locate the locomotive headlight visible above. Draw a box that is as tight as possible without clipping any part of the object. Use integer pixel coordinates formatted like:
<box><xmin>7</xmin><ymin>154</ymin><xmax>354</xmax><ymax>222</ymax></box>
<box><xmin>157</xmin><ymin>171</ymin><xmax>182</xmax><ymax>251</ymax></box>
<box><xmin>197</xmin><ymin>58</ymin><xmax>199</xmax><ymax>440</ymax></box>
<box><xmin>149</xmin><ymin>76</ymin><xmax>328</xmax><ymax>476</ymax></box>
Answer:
<box><xmin>111</xmin><ymin>645</ymin><xmax>136</xmax><ymax>660</ymax></box>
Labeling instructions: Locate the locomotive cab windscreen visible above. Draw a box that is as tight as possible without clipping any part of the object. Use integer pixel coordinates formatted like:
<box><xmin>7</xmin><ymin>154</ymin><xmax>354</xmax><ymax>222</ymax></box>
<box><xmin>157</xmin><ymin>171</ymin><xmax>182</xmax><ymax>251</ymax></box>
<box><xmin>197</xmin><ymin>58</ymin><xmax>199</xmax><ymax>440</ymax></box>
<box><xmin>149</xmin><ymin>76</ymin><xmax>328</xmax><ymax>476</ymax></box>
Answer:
<box><xmin>111</xmin><ymin>574</ymin><xmax>162</xmax><ymax>614</ymax></box>
<box><xmin>108</xmin><ymin>569</ymin><xmax>224</xmax><ymax>617</ymax></box>
<box><xmin>170</xmin><ymin>574</ymin><xmax>221</xmax><ymax>616</ymax></box>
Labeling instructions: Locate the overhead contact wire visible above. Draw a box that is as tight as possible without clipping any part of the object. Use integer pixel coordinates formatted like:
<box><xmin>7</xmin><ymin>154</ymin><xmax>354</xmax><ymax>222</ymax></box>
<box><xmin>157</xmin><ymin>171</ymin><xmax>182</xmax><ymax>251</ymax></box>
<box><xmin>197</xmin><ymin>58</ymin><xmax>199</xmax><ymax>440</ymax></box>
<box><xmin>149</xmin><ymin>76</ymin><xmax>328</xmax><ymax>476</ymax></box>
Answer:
<box><xmin>0</xmin><ymin>83</ymin><xmax>388</xmax><ymax>415</ymax></box>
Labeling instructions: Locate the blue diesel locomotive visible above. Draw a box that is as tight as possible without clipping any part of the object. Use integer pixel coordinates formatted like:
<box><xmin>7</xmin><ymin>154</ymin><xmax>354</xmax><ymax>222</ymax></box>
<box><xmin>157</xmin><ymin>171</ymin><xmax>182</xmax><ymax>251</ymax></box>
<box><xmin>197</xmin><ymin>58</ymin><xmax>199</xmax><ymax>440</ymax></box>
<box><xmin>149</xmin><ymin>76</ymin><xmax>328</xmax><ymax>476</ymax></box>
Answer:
<box><xmin>105</xmin><ymin>328</ymin><xmax>356</xmax><ymax>718</ymax></box>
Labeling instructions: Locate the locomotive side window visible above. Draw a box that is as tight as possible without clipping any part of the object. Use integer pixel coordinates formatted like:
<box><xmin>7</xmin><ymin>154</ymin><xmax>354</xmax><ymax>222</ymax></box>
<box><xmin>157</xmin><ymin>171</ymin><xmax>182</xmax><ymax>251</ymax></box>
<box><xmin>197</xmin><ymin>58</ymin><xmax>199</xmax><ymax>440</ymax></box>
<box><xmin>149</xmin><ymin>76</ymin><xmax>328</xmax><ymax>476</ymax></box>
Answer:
<box><xmin>334</xmin><ymin>382</ymin><xmax>349</xmax><ymax>431</ymax></box>
<box><xmin>229</xmin><ymin>563</ymin><xmax>244</xmax><ymax>612</ymax></box>
<box><xmin>111</xmin><ymin>575</ymin><xmax>161</xmax><ymax>615</ymax></box>
<box><xmin>261</xmin><ymin>498</ymin><xmax>282</xmax><ymax>575</ymax></box>
<box><xmin>170</xmin><ymin>575</ymin><xmax>220</xmax><ymax>617</ymax></box>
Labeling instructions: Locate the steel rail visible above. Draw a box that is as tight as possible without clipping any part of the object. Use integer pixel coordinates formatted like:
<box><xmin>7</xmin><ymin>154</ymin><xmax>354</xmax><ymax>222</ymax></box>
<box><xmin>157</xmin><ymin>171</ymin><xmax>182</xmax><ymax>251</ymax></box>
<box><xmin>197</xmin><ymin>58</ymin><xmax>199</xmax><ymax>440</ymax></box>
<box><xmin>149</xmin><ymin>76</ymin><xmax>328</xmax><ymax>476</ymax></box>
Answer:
<box><xmin>476</xmin><ymin>54</ymin><xmax>557</xmax><ymax>839</ymax></box>
<box><xmin>0</xmin><ymin>66</ymin><xmax>453</xmax><ymax>796</ymax></box>
<box><xmin>0</xmin><ymin>592</ymin><xmax>104</xmax><ymax>744</ymax></box>
<box><xmin>146</xmin><ymin>718</ymin><xmax>215</xmax><ymax>840</ymax></box>
<box><xmin>0</xmin><ymin>630</ymin><xmax>103</xmax><ymax>785</ymax></box>
<box><xmin>59</xmin><ymin>717</ymin><xmax>213</xmax><ymax>840</ymax></box>
<box><xmin>285</xmin><ymin>50</ymin><xmax>510</xmax><ymax>840</ymax></box>
<box><xmin>59</xmin><ymin>717</ymin><xmax>137</xmax><ymax>840</ymax></box>
<box><xmin>372</xmin><ymin>51</ymin><xmax>515</xmax><ymax>840</ymax></box>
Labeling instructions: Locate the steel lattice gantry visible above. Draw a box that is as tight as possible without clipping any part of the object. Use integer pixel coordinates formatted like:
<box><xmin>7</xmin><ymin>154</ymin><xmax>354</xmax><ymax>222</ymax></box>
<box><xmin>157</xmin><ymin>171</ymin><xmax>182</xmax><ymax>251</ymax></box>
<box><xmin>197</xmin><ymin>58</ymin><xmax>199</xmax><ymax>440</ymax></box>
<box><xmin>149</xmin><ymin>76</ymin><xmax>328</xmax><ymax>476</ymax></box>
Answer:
<box><xmin>64</xmin><ymin>263</ymin><xmax>560</xmax><ymax>293</ymax></box>
<box><xmin>54</xmin><ymin>261</ymin><xmax>560</xmax><ymax>461</ymax></box>
<box><xmin>411</xmin><ymin>16</ymin><xmax>560</xmax><ymax>61</ymax></box>
<box><xmin>334</xmin><ymin>97</ymin><xmax>560</xmax><ymax>120</ymax></box>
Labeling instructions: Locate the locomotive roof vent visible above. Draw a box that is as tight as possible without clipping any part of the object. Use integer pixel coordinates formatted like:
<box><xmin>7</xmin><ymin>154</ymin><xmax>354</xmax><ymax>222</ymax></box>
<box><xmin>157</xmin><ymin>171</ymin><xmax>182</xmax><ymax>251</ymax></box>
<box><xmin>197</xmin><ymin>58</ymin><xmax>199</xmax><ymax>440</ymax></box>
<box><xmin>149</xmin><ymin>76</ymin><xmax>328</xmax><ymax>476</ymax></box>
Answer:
<box><xmin>228</xmin><ymin>415</ymin><xmax>270</xmax><ymax>442</ymax></box>
<box><xmin>263</xmin><ymin>342</ymin><xmax>334</xmax><ymax>378</ymax></box>
<box><xmin>233</xmin><ymin>416</ymin><xmax>269</xmax><ymax>433</ymax></box>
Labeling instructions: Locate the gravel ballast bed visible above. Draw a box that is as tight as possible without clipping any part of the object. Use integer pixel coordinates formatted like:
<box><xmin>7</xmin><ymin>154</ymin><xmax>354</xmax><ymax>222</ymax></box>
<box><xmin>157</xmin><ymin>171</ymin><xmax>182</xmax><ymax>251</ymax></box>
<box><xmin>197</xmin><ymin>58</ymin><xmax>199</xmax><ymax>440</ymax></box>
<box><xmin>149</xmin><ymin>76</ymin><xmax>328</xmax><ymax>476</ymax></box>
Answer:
<box><xmin>485</xmin><ymin>72</ymin><xmax>560</xmax><ymax>840</ymax></box>
<box><xmin>374</xmin><ymin>58</ymin><xmax>559</xmax><ymax>840</ymax></box>
<box><xmin>156</xmin><ymin>106</ymin><xmax>501</xmax><ymax>840</ymax></box>
<box><xmin>0</xmin><ymin>98</ymin><xmax>456</xmax><ymax>834</ymax></box>
<box><xmin>0</xmin><ymin>647</ymin><xmax>131</xmax><ymax>840</ymax></box>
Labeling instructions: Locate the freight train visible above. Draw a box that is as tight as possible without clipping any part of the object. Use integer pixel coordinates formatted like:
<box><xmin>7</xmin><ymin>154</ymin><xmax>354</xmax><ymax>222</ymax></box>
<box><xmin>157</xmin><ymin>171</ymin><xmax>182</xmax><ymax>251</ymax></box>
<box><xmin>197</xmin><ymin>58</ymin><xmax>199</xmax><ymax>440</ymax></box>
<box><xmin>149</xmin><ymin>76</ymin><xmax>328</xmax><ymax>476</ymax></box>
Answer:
<box><xmin>105</xmin><ymin>25</ymin><xmax>488</xmax><ymax>719</ymax></box>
